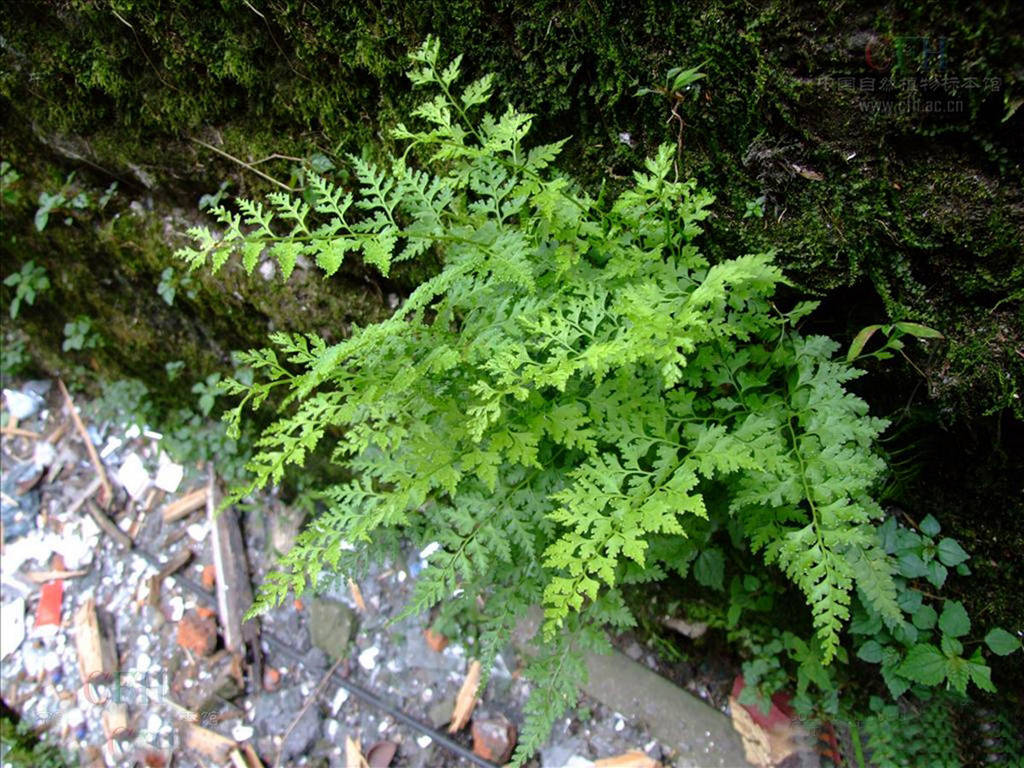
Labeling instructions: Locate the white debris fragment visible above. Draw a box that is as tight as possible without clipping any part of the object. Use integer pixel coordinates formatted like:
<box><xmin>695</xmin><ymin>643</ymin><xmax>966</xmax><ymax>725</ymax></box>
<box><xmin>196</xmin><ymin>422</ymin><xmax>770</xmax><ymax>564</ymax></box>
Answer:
<box><xmin>124</xmin><ymin>424</ymin><xmax>142</xmax><ymax>440</ymax></box>
<box><xmin>3</xmin><ymin>388</ymin><xmax>43</xmax><ymax>420</ymax></box>
<box><xmin>614</xmin><ymin>716</ymin><xmax>625</xmax><ymax>732</ymax></box>
<box><xmin>357</xmin><ymin>646</ymin><xmax>380</xmax><ymax>670</ymax></box>
<box><xmin>419</xmin><ymin>541</ymin><xmax>441</xmax><ymax>560</ymax></box>
<box><xmin>154</xmin><ymin>453</ymin><xmax>184</xmax><ymax>493</ymax></box>
<box><xmin>324</xmin><ymin>719</ymin><xmax>340</xmax><ymax>740</ymax></box>
<box><xmin>135</xmin><ymin>652</ymin><xmax>152</xmax><ymax>674</ymax></box>
<box><xmin>146</xmin><ymin>713</ymin><xmax>163</xmax><ymax>736</ymax></box>
<box><xmin>100</xmin><ymin>436</ymin><xmax>123</xmax><ymax>459</ymax></box>
<box><xmin>0</xmin><ymin>597</ymin><xmax>26</xmax><ymax>659</ymax></box>
<box><xmin>416</xmin><ymin>735</ymin><xmax>433</xmax><ymax>749</ymax></box>
<box><xmin>331</xmin><ymin>687</ymin><xmax>350</xmax><ymax>714</ymax></box>
<box><xmin>117</xmin><ymin>452</ymin><xmax>150</xmax><ymax>499</ymax></box>
<box><xmin>186</xmin><ymin>522</ymin><xmax>208</xmax><ymax>542</ymax></box>
<box><xmin>32</xmin><ymin>441</ymin><xmax>56</xmax><ymax>469</ymax></box>
<box><xmin>168</xmin><ymin>596</ymin><xmax>185</xmax><ymax>622</ymax></box>
<box><xmin>231</xmin><ymin>724</ymin><xmax>254</xmax><ymax>741</ymax></box>
<box><xmin>565</xmin><ymin>757</ymin><xmax>595</xmax><ymax>768</ymax></box>
<box><xmin>397</xmin><ymin>570</ymin><xmax>407</xmax><ymax>583</ymax></box>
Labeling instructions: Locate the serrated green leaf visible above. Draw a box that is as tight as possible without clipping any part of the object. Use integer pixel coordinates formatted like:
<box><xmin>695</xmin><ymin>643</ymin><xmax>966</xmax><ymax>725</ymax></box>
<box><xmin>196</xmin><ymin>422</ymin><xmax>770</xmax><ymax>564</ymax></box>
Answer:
<box><xmin>897</xmin><ymin>644</ymin><xmax>946</xmax><ymax>685</ymax></box>
<box><xmin>984</xmin><ymin>627</ymin><xmax>1022</xmax><ymax>656</ymax></box>
<box><xmin>939</xmin><ymin>601</ymin><xmax>970</xmax><ymax>638</ymax></box>
<box><xmin>857</xmin><ymin>640</ymin><xmax>884</xmax><ymax>663</ymax></box>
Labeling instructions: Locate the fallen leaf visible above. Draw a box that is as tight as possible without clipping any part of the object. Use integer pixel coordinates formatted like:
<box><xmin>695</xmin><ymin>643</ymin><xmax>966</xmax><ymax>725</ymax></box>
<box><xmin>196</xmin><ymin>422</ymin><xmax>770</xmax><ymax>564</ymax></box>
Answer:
<box><xmin>594</xmin><ymin>751</ymin><xmax>661</xmax><ymax>767</ymax></box>
<box><xmin>345</xmin><ymin>736</ymin><xmax>369</xmax><ymax>768</ymax></box>
<box><xmin>349</xmin><ymin>579</ymin><xmax>367</xmax><ymax>612</ymax></box>
<box><xmin>366</xmin><ymin>740</ymin><xmax>398</xmax><ymax>767</ymax></box>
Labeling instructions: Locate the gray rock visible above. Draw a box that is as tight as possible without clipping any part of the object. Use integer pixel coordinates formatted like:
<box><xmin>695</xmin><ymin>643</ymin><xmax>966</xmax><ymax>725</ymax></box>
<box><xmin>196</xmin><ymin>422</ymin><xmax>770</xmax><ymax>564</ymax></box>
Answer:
<box><xmin>309</xmin><ymin>597</ymin><xmax>356</xmax><ymax>662</ymax></box>
<box><xmin>426</xmin><ymin>691</ymin><xmax>456</xmax><ymax>729</ymax></box>
<box><xmin>540</xmin><ymin>738</ymin><xmax>587</xmax><ymax>768</ymax></box>
<box><xmin>252</xmin><ymin>686</ymin><xmax>321</xmax><ymax>763</ymax></box>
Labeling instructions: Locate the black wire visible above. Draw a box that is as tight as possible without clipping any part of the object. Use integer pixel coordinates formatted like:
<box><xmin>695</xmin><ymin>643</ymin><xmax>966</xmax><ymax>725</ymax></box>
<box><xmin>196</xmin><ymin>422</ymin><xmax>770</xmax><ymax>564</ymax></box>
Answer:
<box><xmin>122</xmin><ymin>539</ymin><xmax>498</xmax><ymax>767</ymax></box>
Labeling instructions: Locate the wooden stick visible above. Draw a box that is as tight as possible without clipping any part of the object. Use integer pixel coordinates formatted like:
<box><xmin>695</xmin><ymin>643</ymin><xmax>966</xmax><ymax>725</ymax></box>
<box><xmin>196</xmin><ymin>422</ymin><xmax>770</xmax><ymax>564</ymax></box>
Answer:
<box><xmin>86</xmin><ymin>500</ymin><xmax>133</xmax><ymax>549</ymax></box>
<box><xmin>57</xmin><ymin>379</ymin><xmax>112</xmax><ymax>506</ymax></box>
<box><xmin>156</xmin><ymin>549</ymin><xmax>193</xmax><ymax>581</ymax></box>
<box><xmin>26</xmin><ymin>569</ymin><xmax>88</xmax><ymax>583</ymax></box>
<box><xmin>67</xmin><ymin>477</ymin><xmax>103</xmax><ymax>517</ymax></box>
<box><xmin>273</xmin><ymin>657</ymin><xmax>345</xmax><ymax>768</ymax></box>
<box><xmin>162</xmin><ymin>487</ymin><xmax>208</xmax><ymax>523</ymax></box>
<box><xmin>45</xmin><ymin>420</ymin><xmax>69</xmax><ymax>444</ymax></box>
<box><xmin>190</xmin><ymin>138</ymin><xmax>293</xmax><ymax>192</ymax></box>
<box><xmin>0</xmin><ymin>426</ymin><xmax>41</xmax><ymax>439</ymax></box>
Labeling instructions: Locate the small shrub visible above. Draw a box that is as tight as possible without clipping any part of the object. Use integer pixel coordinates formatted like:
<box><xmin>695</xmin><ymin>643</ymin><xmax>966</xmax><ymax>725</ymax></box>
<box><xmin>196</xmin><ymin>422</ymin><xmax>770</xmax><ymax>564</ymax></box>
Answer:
<box><xmin>179</xmin><ymin>39</ymin><xmax>1015</xmax><ymax>763</ymax></box>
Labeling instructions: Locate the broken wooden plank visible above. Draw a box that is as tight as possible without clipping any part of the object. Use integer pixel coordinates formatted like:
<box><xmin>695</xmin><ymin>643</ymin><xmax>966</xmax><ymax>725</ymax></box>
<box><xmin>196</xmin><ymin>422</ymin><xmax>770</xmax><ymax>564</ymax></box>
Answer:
<box><xmin>74</xmin><ymin>598</ymin><xmax>117</xmax><ymax>685</ymax></box>
<box><xmin>101</xmin><ymin>702</ymin><xmax>131</xmax><ymax>743</ymax></box>
<box><xmin>181</xmin><ymin>722</ymin><xmax>238</xmax><ymax>763</ymax></box>
<box><xmin>162</xmin><ymin>487</ymin><xmax>208</xmax><ymax>523</ymax></box>
<box><xmin>449</xmin><ymin>659</ymin><xmax>481</xmax><ymax>733</ymax></box>
<box><xmin>207</xmin><ymin>468</ymin><xmax>257</xmax><ymax>656</ymax></box>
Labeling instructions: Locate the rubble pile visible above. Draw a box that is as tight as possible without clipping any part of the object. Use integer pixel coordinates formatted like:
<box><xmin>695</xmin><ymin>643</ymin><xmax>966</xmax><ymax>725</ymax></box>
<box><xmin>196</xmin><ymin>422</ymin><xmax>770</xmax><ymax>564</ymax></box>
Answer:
<box><xmin>1</xmin><ymin>381</ymin><xmax>669</xmax><ymax>767</ymax></box>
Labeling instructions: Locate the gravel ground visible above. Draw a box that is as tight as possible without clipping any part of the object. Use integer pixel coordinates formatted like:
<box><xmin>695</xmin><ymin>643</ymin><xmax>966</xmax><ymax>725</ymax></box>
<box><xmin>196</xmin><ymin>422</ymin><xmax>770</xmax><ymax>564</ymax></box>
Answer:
<box><xmin>1</xmin><ymin>380</ymin><xmax>672</xmax><ymax>767</ymax></box>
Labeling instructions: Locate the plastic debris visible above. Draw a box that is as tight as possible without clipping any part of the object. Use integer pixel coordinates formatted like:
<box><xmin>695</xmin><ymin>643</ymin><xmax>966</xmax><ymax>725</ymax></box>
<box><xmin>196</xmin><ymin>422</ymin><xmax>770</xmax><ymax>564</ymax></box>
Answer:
<box><xmin>33</xmin><ymin>580</ymin><xmax>64</xmax><ymax>637</ymax></box>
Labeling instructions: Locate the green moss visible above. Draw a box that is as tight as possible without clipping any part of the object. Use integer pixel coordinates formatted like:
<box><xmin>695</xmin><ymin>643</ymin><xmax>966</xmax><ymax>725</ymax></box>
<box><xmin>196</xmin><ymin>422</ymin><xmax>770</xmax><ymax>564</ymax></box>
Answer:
<box><xmin>1</xmin><ymin>0</ymin><xmax>1021</xmax><ymax>416</ymax></box>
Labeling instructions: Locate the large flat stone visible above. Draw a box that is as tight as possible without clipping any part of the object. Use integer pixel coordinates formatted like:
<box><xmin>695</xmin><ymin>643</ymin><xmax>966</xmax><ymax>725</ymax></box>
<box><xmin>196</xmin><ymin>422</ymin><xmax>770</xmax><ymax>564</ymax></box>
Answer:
<box><xmin>582</xmin><ymin>650</ymin><xmax>748</xmax><ymax>768</ymax></box>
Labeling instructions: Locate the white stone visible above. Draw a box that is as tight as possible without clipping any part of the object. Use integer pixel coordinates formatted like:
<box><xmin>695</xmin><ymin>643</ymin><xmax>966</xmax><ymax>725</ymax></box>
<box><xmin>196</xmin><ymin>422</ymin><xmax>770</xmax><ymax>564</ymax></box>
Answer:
<box><xmin>331</xmin><ymin>687</ymin><xmax>349</xmax><ymax>713</ymax></box>
<box><xmin>154</xmin><ymin>454</ymin><xmax>184</xmax><ymax>493</ymax></box>
<box><xmin>417</xmin><ymin>735</ymin><xmax>433</xmax><ymax>749</ymax></box>
<box><xmin>186</xmin><ymin>522</ymin><xmax>208</xmax><ymax>542</ymax></box>
<box><xmin>418</xmin><ymin>541</ymin><xmax>440</xmax><ymax>560</ymax></box>
<box><xmin>168</xmin><ymin>596</ymin><xmax>185</xmax><ymax>622</ymax></box>
<box><xmin>231</xmin><ymin>724</ymin><xmax>254</xmax><ymax>741</ymax></box>
<box><xmin>117</xmin><ymin>452</ymin><xmax>150</xmax><ymax>499</ymax></box>
<box><xmin>357</xmin><ymin>646</ymin><xmax>380</xmax><ymax>670</ymax></box>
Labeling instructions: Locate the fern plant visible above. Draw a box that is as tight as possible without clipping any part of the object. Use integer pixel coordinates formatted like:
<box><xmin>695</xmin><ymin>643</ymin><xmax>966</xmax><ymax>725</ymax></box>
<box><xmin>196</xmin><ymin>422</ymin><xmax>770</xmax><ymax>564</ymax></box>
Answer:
<box><xmin>177</xmin><ymin>38</ymin><xmax>1000</xmax><ymax>763</ymax></box>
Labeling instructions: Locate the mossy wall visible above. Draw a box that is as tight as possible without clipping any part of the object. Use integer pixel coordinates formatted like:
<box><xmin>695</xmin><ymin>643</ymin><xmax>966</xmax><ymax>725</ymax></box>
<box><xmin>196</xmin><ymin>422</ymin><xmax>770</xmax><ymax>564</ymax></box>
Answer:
<box><xmin>2</xmin><ymin>0</ymin><xmax>1021</xmax><ymax>417</ymax></box>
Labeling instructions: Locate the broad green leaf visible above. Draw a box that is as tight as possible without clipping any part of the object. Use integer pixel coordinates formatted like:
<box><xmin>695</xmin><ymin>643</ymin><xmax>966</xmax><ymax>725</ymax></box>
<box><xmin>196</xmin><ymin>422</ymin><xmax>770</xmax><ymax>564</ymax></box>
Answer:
<box><xmin>897</xmin><ymin>644</ymin><xmax>946</xmax><ymax>686</ymax></box>
<box><xmin>693</xmin><ymin>548</ymin><xmax>725</xmax><ymax>591</ymax></box>
<box><xmin>847</xmin><ymin>324</ymin><xmax>881</xmax><ymax>362</ymax></box>
<box><xmin>984</xmin><ymin>627</ymin><xmax>1022</xmax><ymax>656</ymax></box>
<box><xmin>936</xmin><ymin>538</ymin><xmax>969</xmax><ymax>567</ymax></box>
<box><xmin>894</xmin><ymin>321</ymin><xmax>944</xmax><ymax>339</ymax></box>
<box><xmin>919</xmin><ymin>514</ymin><xmax>941</xmax><ymax>537</ymax></box>
<box><xmin>938</xmin><ymin>601</ymin><xmax>970</xmax><ymax>638</ymax></box>
<box><xmin>857</xmin><ymin>640</ymin><xmax>884</xmax><ymax>663</ymax></box>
